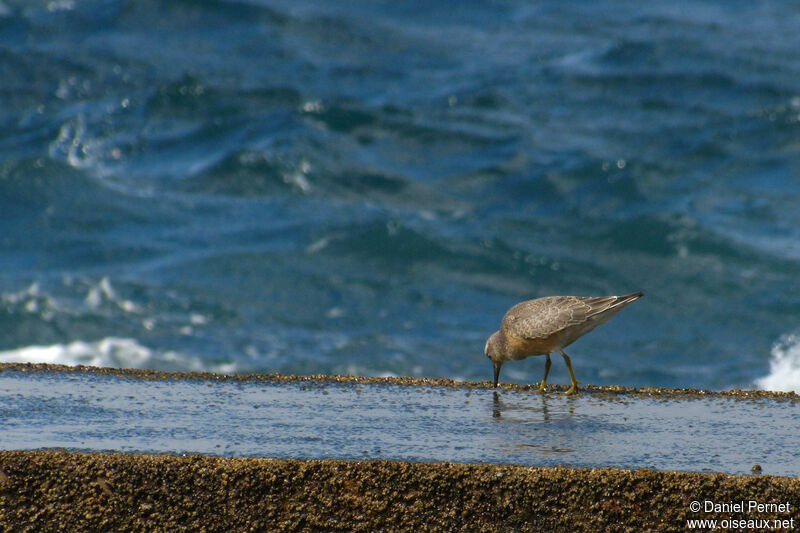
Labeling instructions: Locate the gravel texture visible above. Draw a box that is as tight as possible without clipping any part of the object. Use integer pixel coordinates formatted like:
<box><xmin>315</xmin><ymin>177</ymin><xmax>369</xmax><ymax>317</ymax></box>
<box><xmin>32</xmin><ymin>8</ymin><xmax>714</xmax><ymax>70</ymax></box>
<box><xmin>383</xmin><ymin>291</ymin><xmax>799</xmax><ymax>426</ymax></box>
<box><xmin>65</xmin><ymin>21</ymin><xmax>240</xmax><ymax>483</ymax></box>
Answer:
<box><xmin>1</xmin><ymin>451</ymin><xmax>798</xmax><ymax>532</ymax></box>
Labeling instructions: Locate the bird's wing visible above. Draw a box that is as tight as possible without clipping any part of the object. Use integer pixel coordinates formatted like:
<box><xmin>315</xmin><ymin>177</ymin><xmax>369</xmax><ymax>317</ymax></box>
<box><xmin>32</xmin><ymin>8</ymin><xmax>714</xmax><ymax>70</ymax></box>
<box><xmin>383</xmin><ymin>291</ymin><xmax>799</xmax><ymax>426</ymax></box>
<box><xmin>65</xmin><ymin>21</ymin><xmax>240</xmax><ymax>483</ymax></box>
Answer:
<box><xmin>501</xmin><ymin>296</ymin><xmax>588</xmax><ymax>340</ymax></box>
<box><xmin>501</xmin><ymin>294</ymin><xmax>640</xmax><ymax>340</ymax></box>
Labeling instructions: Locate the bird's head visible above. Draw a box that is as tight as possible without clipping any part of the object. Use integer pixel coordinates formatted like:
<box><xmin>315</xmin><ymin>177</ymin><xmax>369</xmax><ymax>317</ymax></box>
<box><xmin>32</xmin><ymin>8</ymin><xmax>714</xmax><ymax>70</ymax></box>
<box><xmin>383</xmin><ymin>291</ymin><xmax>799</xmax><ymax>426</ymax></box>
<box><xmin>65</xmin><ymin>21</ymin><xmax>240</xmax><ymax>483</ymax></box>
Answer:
<box><xmin>485</xmin><ymin>331</ymin><xmax>504</xmax><ymax>388</ymax></box>
<box><xmin>484</xmin><ymin>330</ymin><xmax>502</xmax><ymax>364</ymax></box>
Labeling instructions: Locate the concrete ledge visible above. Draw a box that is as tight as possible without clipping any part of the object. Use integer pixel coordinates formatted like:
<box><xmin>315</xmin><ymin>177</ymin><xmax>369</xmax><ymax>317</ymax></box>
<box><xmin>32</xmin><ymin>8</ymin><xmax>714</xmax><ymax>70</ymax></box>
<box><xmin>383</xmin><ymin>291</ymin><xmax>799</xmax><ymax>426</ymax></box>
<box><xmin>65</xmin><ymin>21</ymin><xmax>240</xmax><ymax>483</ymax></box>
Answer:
<box><xmin>1</xmin><ymin>451</ymin><xmax>798</xmax><ymax>532</ymax></box>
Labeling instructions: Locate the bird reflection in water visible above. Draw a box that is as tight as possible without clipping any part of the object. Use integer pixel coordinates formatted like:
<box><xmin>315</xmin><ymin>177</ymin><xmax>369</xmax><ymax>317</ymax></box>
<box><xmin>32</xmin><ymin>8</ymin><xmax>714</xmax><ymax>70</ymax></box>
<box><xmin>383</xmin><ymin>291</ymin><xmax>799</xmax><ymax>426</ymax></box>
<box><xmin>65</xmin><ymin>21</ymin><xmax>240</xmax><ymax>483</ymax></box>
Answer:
<box><xmin>492</xmin><ymin>391</ymin><xmax>578</xmax><ymax>422</ymax></box>
<box><xmin>492</xmin><ymin>391</ymin><xmax>502</xmax><ymax>419</ymax></box>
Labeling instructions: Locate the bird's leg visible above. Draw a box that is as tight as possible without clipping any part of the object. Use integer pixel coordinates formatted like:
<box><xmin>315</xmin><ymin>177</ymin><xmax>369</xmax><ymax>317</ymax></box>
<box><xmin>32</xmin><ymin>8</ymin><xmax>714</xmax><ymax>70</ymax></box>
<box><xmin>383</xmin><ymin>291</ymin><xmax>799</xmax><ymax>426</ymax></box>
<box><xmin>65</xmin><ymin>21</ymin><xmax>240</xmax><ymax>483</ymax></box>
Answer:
<box><xmin>493</xmin><ymin>362</ymin><xmax>502</xmax><ymax>388</ymax></box>
<box><xmin>537</xmin><ymin>354</ymin><xmax>551</xmax><ymax>393</ymax></box>
<box><xmin>560</xmin><ymin>350</ymin><xmax>580</xmax><ymax>395</ymax></box>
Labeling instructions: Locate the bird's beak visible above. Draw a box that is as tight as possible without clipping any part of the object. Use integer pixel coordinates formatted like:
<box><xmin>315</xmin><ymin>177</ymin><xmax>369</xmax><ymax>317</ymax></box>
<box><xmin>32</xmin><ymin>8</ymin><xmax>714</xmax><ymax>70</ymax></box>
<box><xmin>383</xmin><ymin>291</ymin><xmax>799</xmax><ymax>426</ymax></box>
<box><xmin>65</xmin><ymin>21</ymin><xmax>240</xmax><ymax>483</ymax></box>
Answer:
<box><xmin>493</xmin><ymin>362</ymin><xmax>501</xmax><ymax>388</ymax></box>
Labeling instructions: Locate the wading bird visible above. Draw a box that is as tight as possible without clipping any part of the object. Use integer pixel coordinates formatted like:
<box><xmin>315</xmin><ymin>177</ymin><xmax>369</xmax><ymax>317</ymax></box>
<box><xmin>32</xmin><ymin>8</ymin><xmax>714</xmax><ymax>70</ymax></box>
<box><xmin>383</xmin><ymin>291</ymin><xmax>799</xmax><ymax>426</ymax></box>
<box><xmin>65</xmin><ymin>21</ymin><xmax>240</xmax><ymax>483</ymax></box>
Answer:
<box><xmin>485</xmin><ymin>292</ymin><xmax>643</xmax><ymax>395</ymax></box>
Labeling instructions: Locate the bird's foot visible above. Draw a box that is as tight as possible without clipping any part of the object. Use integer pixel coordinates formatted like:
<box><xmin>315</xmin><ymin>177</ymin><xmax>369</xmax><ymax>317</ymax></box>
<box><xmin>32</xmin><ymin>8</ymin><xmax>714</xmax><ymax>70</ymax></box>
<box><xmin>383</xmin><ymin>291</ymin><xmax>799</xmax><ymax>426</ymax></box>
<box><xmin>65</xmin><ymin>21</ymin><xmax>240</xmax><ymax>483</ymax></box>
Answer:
<box><xmin>536</xmin><ymin>384</ymin><xmax>547</xmax><ymax>394</ymax></box>
<box><xmin>564</xmin><ymin>383</ymin><xmax>580</xmax><ymax>396</ymax></box>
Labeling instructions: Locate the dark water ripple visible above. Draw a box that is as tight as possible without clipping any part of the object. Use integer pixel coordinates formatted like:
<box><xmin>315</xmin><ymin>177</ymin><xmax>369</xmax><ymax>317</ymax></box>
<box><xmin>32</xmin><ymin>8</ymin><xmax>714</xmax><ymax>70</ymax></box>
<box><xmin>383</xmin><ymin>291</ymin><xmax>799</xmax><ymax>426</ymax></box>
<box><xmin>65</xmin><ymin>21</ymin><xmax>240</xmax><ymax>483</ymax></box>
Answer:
<box><xmin>1</xmin><ymin>0</ymin><xmax>799</xmax><ymax>390</ymax></box>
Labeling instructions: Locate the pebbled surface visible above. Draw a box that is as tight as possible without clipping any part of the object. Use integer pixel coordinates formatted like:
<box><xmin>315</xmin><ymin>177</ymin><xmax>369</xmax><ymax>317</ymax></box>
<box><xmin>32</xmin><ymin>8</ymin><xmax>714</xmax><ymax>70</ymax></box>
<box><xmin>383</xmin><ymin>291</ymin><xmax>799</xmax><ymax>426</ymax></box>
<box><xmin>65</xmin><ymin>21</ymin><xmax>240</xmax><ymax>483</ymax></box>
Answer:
<box><xmin>1</xmin><ymin>450</ymin><xmax>799</xmax><ymax>532</ymax></box>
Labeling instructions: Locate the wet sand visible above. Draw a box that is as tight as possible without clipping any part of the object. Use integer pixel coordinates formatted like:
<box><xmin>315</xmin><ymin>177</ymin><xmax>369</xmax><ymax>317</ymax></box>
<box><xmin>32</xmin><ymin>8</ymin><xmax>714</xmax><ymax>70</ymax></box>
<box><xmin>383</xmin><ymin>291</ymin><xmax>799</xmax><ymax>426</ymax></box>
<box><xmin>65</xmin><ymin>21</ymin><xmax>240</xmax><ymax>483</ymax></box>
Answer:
<box><xmin>1</xmin><ymin>450</ymin><xmax>798</xmax><ymax>532</ymax></box>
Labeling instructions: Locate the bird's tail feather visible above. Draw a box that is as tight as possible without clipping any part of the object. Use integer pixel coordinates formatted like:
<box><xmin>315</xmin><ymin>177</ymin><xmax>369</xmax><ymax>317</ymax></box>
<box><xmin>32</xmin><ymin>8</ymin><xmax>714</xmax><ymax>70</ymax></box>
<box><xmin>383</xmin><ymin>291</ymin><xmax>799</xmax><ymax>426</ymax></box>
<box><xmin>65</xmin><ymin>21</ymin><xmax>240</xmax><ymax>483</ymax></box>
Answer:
<box><xmin>583</xmin><ymin>291</ymin><xmax>643</xmax><ymax>318</ymax></box>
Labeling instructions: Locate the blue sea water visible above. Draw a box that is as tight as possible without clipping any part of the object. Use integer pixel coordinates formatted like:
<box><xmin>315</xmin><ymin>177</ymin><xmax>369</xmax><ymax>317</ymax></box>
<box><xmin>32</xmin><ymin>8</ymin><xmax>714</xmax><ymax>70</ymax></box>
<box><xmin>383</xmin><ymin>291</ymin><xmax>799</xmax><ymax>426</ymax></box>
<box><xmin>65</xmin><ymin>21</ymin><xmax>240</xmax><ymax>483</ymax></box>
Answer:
<box><xmin>1</xmin><ymin>0</ymin><xmax>799</xmax><ymax>391</ymax></box>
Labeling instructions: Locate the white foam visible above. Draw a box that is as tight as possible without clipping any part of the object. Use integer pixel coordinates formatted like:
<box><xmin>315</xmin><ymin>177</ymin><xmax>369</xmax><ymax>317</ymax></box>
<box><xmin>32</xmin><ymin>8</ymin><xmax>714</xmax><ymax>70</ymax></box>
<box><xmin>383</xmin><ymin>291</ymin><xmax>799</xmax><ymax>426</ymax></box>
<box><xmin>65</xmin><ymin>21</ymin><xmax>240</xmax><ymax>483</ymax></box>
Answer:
<box><xmin>83</xmin><ymin>277</ymin><xmax>142</xmax><ymax>313</ymax></box>
<box><xmin>0</xmin><ymin>337</ymin><xmax>238</xmax><ymax>374</ymax></box>
<box><xmin>755</xmin><ymin>333</ymin><xmax>800</xmax><ymax>393</ymax></box>
<box><xmin>3</xmin><ymin>277</ymin><xmax>144</xmax><ymax>322</ymax></box>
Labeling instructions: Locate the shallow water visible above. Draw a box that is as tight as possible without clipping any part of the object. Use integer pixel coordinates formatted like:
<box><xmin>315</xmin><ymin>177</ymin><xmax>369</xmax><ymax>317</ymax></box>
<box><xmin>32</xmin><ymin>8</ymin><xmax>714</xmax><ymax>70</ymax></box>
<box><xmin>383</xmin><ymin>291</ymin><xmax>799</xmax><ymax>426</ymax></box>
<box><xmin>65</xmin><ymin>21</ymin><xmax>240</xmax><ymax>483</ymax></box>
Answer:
<box><xmin>2</xmin><ymin>370</ymin><xmax>797</xmax><ymax>476</ymax></box>
<box><xmin>1</xmin><ymin>1</ymin><xmax>800</xmax><ymax>391</ymax></box>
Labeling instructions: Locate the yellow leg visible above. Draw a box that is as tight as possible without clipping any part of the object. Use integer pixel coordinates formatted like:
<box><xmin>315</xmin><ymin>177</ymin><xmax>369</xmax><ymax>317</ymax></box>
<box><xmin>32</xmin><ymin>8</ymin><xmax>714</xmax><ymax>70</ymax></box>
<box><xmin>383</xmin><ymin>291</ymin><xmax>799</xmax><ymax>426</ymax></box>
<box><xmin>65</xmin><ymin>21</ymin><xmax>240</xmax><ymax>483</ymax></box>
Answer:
<box><xmin>560</xmin><ymin>350</ymin><xmax>580</xmax><ymax>395</ymax></box>
<box><xmin>537</xmin><ymin>354</ymin><xmax>551</xmax><ymax>393</ymax></box>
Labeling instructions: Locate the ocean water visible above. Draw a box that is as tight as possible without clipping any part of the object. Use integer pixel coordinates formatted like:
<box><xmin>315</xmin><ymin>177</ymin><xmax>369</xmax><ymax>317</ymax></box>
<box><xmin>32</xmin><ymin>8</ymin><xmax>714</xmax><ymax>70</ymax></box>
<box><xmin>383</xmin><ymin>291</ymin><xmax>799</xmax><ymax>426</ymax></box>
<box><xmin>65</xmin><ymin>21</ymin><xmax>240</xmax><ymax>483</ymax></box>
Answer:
<box><xmin>1</xmin><ymin>0</ymin><xmax>799</xmax><ymax>391</ymax></box>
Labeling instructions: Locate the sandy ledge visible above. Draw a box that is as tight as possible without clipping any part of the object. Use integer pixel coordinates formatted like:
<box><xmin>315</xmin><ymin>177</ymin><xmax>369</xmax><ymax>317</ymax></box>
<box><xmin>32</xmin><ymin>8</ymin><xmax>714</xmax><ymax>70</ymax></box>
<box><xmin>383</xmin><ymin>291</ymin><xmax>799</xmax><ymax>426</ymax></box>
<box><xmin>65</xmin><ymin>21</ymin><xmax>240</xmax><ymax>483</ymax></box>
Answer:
<box><xmin>2</xmin><ymin>366</ymin><xmax>799</xmax><ymax>530</ymax></box>
<box><xmin>1</xmin><ymin>362</ymin><xmax>798</xmax><ymax>402</ymax></box>
<box><xmin>0</xmin><ymin>451</ymin><xmax>797</xmax><ymax>532</ymax></box>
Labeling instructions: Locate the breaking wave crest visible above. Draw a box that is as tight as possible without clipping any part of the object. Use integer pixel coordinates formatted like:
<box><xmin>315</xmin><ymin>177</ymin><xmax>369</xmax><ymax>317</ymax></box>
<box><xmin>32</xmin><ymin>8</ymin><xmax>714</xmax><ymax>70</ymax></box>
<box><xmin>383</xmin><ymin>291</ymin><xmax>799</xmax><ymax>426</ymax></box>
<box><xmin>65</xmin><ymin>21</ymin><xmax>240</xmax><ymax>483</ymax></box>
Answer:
<box><xmin>0</xmin><ymin>338</ymin><xmax>238</xmax><ymax>374</ymax></box>
<box><xmin>755</xmin><ymin>333</ymin><xmax>800</xmax><ymax>393</ymax></box>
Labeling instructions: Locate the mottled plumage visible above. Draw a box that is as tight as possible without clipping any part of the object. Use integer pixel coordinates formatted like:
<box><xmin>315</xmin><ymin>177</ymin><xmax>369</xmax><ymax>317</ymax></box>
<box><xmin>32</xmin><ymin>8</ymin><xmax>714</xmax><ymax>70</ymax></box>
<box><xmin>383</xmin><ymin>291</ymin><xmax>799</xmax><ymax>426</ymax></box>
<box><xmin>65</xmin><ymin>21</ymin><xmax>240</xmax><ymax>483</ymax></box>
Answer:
<box><xmin>485</xmin><ymin>292</ymin><xmax>643</xmax><ymax>394</ymax></box>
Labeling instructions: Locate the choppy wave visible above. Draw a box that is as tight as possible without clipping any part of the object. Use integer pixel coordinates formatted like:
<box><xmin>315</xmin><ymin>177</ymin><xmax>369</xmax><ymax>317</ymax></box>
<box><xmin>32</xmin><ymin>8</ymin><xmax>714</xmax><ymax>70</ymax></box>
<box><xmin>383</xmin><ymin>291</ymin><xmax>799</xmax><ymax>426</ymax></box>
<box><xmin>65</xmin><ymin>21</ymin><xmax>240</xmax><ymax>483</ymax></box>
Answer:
<box><xmin>755</xmin><ymin>334</ymin><xmax>800</xmax><ymax>393</ymax></box>
<box><xmin>1</xmin><ymin>0</ymin><xmax>800</xmax><ymax>390</ymax></box>
<box><xmin>0</xmin><ymin>337</ymin><xmax>238</xmax><ymax>373</ymax></box>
